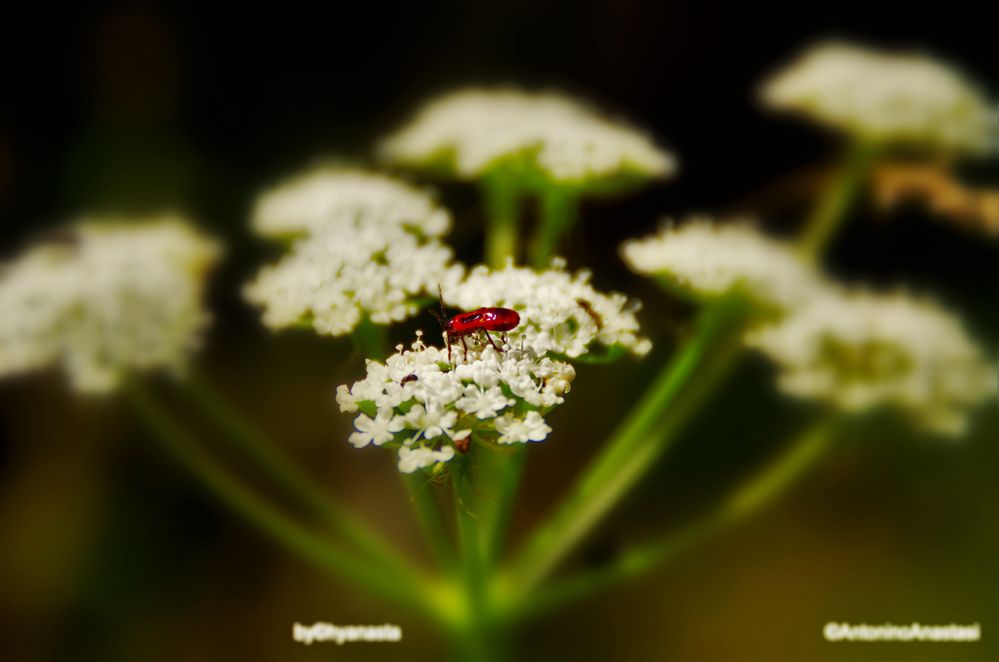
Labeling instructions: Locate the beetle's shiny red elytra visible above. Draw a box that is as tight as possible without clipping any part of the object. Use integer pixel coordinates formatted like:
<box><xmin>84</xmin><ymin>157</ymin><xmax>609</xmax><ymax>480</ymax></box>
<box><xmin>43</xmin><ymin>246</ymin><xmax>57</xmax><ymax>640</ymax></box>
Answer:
<box><xmin>448</xmin><ymin>307</ymin><xmax>521</xmax><ymax>333</ymax></box>
<box><xmin>431</xmin><ymin>286</ymin><xmax>520</xmax><ymax>362</ymax></box>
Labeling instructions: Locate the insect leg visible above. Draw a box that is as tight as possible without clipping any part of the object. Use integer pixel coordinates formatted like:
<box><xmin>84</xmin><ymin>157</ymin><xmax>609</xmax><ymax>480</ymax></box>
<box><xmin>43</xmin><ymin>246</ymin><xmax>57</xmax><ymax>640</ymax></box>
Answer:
<box><xmin>483</xmin><ymin>329</ymin><xmax>503</xmax><ymax>353</ymax></box>
<box><xmin>461</xmin><ymin>335</ymin><xmax>469</xmax><ymax>361</ymax></box>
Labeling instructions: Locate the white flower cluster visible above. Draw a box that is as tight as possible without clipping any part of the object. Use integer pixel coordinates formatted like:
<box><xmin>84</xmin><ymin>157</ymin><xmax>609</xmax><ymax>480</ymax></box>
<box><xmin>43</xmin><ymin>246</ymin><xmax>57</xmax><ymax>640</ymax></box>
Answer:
<box><xmin>620</xmin><ymin>217</ymin><xmax>994</xmax><ymax>436</ymax></box>
<box><xmin>336</xmin><ymin>333</ymin><xmax>574</xmax><ymax>473</ymax></box>
<box><xmin>244</xmin><ymin>168</ymin><xmax>463</xmax><ymax>336</ymax></box>
<box><xmin>620</xmin><ymin>218</ymin><xmax>822</xmax><ymax>311</ymax></box>
<box><xmin>251</xmin><ymin>166</ymin><xmax>450</xmax><ymax>237</ymax></box>
<box><xmin>0</xmin><ymin>216</ymin><xmax>219</xmax><ymax>394</ymax></box>
<box><xmin>380</xmin><ymin>88</ymin><xmax>676</xmax><ymax>186</ymax></box>
<box><xmin>444</xmin><ymin>259</ymin><xmax>651</xmax><ymax>359</ymax></box>
<box><xmin>746</xmin><ymin>290</ymin><xmax>996</xmax><ymax>436</ymax></box>
<box><xmin>760</xmin><ymin>41</ymin><xmax>996</xmax><ymax>154</ymax></box>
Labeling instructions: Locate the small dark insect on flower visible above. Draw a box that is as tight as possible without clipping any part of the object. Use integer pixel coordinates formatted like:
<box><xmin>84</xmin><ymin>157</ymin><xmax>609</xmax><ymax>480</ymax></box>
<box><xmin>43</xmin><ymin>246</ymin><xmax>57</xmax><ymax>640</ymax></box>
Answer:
<box><xmin>453</xmin><ymin>436</ymin><xmax>471</xmax><ymax>454</ymax></box>
<box><xmin>430</xmin><ymin>285</ymin><xmax>521</xmax><ymax>362</ymax></box>
<box><xmin>400</xmin><ymin>373</ymin><xmax>418</xmax><ymax>386</ymax></box>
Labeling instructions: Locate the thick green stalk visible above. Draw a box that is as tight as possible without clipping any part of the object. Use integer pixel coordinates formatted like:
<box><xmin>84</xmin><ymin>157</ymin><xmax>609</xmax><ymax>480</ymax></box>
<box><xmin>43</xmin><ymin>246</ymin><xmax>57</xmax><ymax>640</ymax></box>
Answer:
<box><xmin>529</xmin><ymin>188</ymin><xmax>578</xmax><ymax>268</ymax></box>
<box><xmin>798</xmin><ymin>139</ymin><xmax>877</xmax><ymax>262</ymax></box>
<box><xmin>182</xmin><ymin>372</ymin><xmax>421</xmax><ymax>583</ymax></box>
<box><xmin>404</xmin><ymin>472</ymin><xmax>457</xmax><ymax>572</ymax></box>
<box><xmin>479</xmin><ymin>445</ymin><xmax>527</xmax><ymax>569</ymax></box>
<box><xmin>453</xmin><ymin>466</ymin><xmax>486</xmax><ymax>602</ymax></box>
<box><xmin>125</xmin><ymin>380</ymin><xmax>440</xmax><ymax>618</ymax></box>
<box><xmin>505</xmin><ymin>297</ymin><xmax>747</xmax><ymax>596</ymax></box>
<box><xmin>452</xmin><ymin>466</ymin><xmax>496</xmax><ymax>661</ymax></box>
<box><xmin>510</xmin><ymin>416</ymin><xmax>838</xmax><ymax>621</ymax></box>
<box><xmin>482</xmin><ymin>175</ymin><xmax>520</xmax><ymax>268</ymax></box>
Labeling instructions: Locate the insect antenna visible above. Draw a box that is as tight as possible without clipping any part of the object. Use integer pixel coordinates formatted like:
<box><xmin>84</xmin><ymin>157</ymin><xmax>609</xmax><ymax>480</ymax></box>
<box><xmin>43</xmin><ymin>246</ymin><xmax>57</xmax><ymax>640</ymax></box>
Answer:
<box><xmin>429</xmin><ymin>283</ymin><xmax>450</xmax><ymax>330</ymax></box>
<box><xmin>430</xmin><ymin>283</ymin><xmax>453</xmax><ymax>362</ymax></box>
<box><xmin>437</xmin><ymin>284</ymin><xmax>448</xmax><ymax>319</ymax></box>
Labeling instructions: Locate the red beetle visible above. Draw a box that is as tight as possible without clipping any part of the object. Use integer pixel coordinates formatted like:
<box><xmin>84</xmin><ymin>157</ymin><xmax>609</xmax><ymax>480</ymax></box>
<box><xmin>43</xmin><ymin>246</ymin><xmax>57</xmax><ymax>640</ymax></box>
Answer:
<box><xmin>431</xmin><ymin>286</ymin><xmax>520</xmax><ymax>362</ymax></box>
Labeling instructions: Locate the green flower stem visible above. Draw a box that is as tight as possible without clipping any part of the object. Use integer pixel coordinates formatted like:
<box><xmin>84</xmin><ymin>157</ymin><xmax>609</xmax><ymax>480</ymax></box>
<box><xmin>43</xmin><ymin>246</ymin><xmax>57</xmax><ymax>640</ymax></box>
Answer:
<box><xmin>503</xmin><ymin>137</ymin><xmax>874</xmax><ymax>603</ymax></box>
<box><xmin>529</xmin><ymin>188</ymin><xmax>578</xmax><ymax>268</ymax></box>
<box><xmin>798</xmin><ymin>139</ymin><xmax>878</xmax><ymax>262</ymax></box>
<box><xmin>482</xmin><ymin>174</ymin><xmax>520</xmax><ymax>268</ymax></box>
<box><xmin>504</xmin><ymin>296</ymin><xmax>748</xmax><ymax>597</ymax></box>
<box><xmin>124</xmin><ymin>380</ymin><xmax>442</xmax><ymax>619</ymax></box>
<box><xmin>452</xmin><ymin>466</ymin><xmax>496</xmax><ymax>661</ymax></box>
<box><xmin>353</xmin><ymin>316</ymin><xmax>388</xmax><ymax>360</ymax></box>
<box><xmin>508</xmin><ymin>416</ymin><xmax>838</xmax><ymax>621</ymax></box>
<box><xmin>181</xmin><ymin>372</ymin><xmax>422</xmax><ymax>584</ymax></box>
<box><xmin>403</xmin><ymin>473</ymin><xmax>458</xmax><ymax>571</ymax></box>
<box><xmin>479</xmin><ymin>445</ymin><xmax>527</xmax><ymax>570</ymax></box>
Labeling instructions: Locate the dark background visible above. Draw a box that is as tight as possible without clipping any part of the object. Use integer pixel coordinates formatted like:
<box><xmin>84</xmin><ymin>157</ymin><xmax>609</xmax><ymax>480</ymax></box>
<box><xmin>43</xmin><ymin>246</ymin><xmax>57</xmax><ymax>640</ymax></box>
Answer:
<box><xmin>1</xmin><ymin>2</ymin><xmax>996</xmax><ymax>660</ymax></box>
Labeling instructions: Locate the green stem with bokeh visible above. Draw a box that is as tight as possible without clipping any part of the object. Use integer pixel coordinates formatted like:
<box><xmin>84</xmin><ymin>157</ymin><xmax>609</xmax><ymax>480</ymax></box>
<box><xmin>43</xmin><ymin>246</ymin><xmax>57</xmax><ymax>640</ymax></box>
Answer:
<box><xmin>124</xmin><ymin>379</ymin><xmax>445</xmax><ymax>620</ymax></box>
<box><xmin>478</xmin><ymin>444</ymin><xmax>527</xmax><ymax>570</ymax></box>
<box><xmin>482</xmin><ymin>173</ymin><xmax>520</xmax><ymax>268</ymax></box>
<box><xmin>452</xmin><ymin>464</ymin><xmax>502</xmax><ymax>661</ymax></box>
<box><xmin>798</xmin><ymin>139</ymin><xmax>877</xmax><ymax>262</ymax></box>
<box><xmin>508</xmin><ymin>415</ymin><xmax>839</xmax><ymax>621</ymax></box>
<box><xmin>181</xmin><ymin>371</ymin><xmax>422</xmax><ymax>582</ymax></box>
<box><xmin>529</xmin><ymin>188</ymin><xmax>579</xmax><ymax>267</ymax></box>
<box><xmin>352</xmin><ymin>316</ymin><xmax>389</xmax><ymax>361</ymax></box>
<box><xmin>503</xmin><ymin>136</ymin><xmax>875</xmax><ymax>604</ymax></box>
<box><xmin>504</xmin><ymin>295</ymin><xmax>747</xmax><ymax>597</ymax></box>
<box><xmin>404</xmin><ymin>472</ymin><xmax>458</xmax><ymax>572</ymax></box>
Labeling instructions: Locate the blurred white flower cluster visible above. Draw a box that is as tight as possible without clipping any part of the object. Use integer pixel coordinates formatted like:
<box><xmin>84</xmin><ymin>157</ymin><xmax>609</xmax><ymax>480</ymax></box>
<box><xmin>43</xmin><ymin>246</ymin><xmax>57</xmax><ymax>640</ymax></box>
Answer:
<box><xmin>336</xmin><ymin>333</ymin><xmax>574</xmax><ymax>473</ymax></box>
<box><xmin>244</xmin><ymin>168</ymin><xmax>463</xmax><ymax>336</ymax></box>
<box><xmin>620</xmin><ymin>218</ymin><xmax>821</xmax><ymax>311</ymax></box>
<box><xmin>445</xmin><ymin>259</ymin><xmax>651</xmax><ymax>358</ymax></box>
<box><xmin>0</xmin><ymin>216</ymin><xmax>219</xmax><ymax>394</ymax></box>
<box><xmin>621</xmin><ymin>218</ymin><xmax>994</xmax><ymax>437</ymax></box>
<box><xmin>381</xmin><ymin>88</ymin><xmax>675</xmax><ymax>186</ymax></box>
<box><xmin>251</xmin><ymin>166</ymin><xmax>451</xmax><ymax>237</ymax></box>
<box><xmin>760</xmin><ymin>41</ymin><xmax>996</xmax><ymax>154</ymax></box>
<box><xmin>747</xmin><ymin>291</ymin><xmax>996</xmax><ymax>436</ymax></box>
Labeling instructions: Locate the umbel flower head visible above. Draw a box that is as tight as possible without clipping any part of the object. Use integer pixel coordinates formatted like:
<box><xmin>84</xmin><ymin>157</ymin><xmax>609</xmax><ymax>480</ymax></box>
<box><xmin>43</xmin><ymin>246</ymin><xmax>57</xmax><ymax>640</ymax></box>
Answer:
<box><xmin>251</xmin><ymin>166</ymin><xmax>451</xmax><ymax>237</ymax></box>
<box><xmin>620</xmin><ymin>218</ymin><xmax>824</xmax><ymax>313</ymax></box>
<box><xmin>760</xmin><ymin>40</ymin><xmax>996</xmax><ymax>154</ymax></box>
<box><xmin>336</xmin><ymin>332</ymin><xmax>574</xmax><ymax>473</ymax></box>
<box><xmin>380</xmin><ymin>88</ymin><xmax>676</xmax><ymax>191</ymax></box>
<box><xmin>0</xmin><ymin>216</ymin><xmax>219</xmax><ymax>394</ymax></box>
<box><xmin>746</xmin><ymin>288</ymin><xmax>996</xmax><ymax>437</ymax></box>
<box><xmin>244</xmin><ymin>167</ymin><xmax>463</xmax><ymax>336</ymax></box>
<box><xmin>444</xmin><ymin>259</ymin><xmax>651</xmax><ymax>359</ymax></box>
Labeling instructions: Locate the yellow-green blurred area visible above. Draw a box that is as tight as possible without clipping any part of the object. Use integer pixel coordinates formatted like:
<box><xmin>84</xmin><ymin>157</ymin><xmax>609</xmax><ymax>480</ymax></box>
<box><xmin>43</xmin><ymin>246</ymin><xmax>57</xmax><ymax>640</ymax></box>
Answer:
<box><xmin>1</xmin><ymin>2</ymin><xmax>996</xmax><ymax>661</ymax></box>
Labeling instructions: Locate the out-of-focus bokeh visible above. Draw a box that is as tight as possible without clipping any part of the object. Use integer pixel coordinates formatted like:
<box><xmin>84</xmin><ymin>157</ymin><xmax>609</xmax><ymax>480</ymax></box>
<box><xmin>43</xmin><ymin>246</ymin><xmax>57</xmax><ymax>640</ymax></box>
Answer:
<box><xmin>1</xmin><ymin>2</ymin><xmax>996</xmax><ymax>661</ymax></box>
